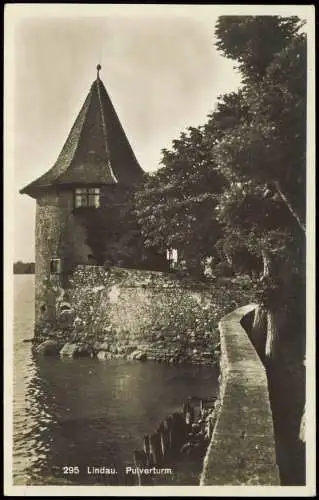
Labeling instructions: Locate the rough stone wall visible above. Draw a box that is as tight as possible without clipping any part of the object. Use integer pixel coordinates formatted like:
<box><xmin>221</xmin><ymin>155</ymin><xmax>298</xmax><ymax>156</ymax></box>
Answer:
<box><xmin>64</xmin><ymin>266</ymin><xmax>220</xmax><ymax>364</ymax></box>
<box><xmin>200</xmin><ymin>305</ymin><xmax>280</xmax><ymax>485</ymax></box>
<box><xmin>35</xmin><ymin>190</ymin><xmax>92</xmax><ymax>328</ymax></box>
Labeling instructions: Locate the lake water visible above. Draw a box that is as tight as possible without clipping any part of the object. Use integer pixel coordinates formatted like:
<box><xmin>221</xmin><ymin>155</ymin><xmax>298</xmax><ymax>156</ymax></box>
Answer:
<box><xmin>13</xmin><ymin>275</ymin><xmax>219</xmax><ymax>486</ymax></box>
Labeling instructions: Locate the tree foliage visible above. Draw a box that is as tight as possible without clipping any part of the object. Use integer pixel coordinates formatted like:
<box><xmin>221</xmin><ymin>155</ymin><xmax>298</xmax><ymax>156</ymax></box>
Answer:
<box><xmin>135</xmin><ymin>126</ymin><xmax>226</xmax><ymax>269</ymax></box>
<box><xmin>215</xmin><ymin>16</ymin><xmax>304</xmax><ymax>84</ymax></box>
<box><xmin>135</xmin><ymin>15</ymin><xmax>306</xmax><ymax>344</ymax></box>
<box><xmin>214</xmin><ymin>33</ymin><xmax>306</xmax><ymax>231</ymax></box>
<box><xmin>212</xmin><ymin>16</ymin><xmax>306</xmax><ymax>363</ymax></box>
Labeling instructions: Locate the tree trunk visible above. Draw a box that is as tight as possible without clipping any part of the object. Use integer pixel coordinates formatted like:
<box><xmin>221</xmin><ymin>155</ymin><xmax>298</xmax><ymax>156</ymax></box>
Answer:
<box><xmin>251</xmin><ymin>305</ymin><xmax>267</xmax><ymax>360</ymax></box>
<box><xmin>265</xmin><ymin>309</ymin><xmax>280</xmax><ymax>361</ymax></box>
<box><xmin>261</xmin><ymin>248</ymin><xmax>281</xmax><ymax>362</ymax></box>
<box><xmin>261</xmin><ymin>248</ymin><xmax>272</xmax><ymax>279</ymax></box>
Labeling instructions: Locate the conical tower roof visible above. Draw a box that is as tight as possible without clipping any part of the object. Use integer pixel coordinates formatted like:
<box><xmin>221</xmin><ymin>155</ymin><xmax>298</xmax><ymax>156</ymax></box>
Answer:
<box><xmin>20</xmin><ymin>66</ymin><xmax>144</xmax><ymax>198</ymax></box>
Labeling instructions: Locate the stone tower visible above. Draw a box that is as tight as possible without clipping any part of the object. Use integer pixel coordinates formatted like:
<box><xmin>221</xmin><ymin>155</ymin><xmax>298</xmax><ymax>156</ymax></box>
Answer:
<box><xmin>20</xmin><ymin>66</ymin><xmax>145</xmax><ymax>330</ymax></box>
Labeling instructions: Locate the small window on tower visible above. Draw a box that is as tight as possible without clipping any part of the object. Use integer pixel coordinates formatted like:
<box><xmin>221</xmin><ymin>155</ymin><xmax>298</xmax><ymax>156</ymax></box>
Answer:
<box><xmin>74</xmin><ymin>187</ymin><xmax>101</xmax><ymax>208</ymax></box>
<box><xmin>50</xmin><ymin>258</ymin><xmax>61</xmax><ymax>275</ymax></box>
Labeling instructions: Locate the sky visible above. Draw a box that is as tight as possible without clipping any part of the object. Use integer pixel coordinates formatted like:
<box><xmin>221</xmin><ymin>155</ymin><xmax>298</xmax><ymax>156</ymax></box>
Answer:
<box><xmin>5</xmin><ymin>4</ymin><xmax>312</xmax><ymax>262</ymax></box>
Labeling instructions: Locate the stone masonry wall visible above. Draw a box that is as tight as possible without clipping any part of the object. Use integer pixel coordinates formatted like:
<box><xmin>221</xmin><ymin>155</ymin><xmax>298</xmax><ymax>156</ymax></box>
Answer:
<box><xmin>35</xmin><ymin>191</ymin><xmax>93</xmax><ymax>329</ymax></box>
<box><xmin>58</xmin><ymin>266</ymin><xmax>221</xmax><ymax>364</ymax></box>
<box><xmin>200</xmin><ymin>304</ymin><xmax>280</xmax><ymax>485</ymax></box>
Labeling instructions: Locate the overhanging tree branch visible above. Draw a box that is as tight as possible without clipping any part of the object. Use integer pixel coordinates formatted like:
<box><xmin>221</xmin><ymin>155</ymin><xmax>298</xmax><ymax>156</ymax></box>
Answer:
<box><xmin>273</xmin><ymin>180</ymin><xmax>306</xmax><ymax>233</ymax></box>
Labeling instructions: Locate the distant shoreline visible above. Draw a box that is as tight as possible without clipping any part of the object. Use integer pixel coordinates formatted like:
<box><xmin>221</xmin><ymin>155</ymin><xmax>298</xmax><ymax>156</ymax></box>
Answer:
<box><xmin>13</xmin><ymin>262</ymin><xmax>35</xmax><ymax>274</ymax></box>
<box><xmin>13</xmin><ymin>271</ymin><xmax>35</xmax><ymax>275</ymax></box>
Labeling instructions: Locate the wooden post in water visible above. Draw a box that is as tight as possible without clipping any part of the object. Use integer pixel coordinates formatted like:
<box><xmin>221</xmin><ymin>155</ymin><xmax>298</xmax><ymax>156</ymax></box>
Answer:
<box><xmin>149</xmin><ymin>432</ymin><xmax>163</xmax><ymax>465</ymax></box>
<box><xmin>158</xmin><ymin>421</ymin><xmax>170</xmax><ymax>459</ymax></box>
<box><xmin>133</xmin><ymin>450</ymin><xmax>147</xmax><ymax>486</ymax></box>
<box><xmin>183</xmin><ymin>401</ymin><xmax>194</xmax><ymax>434</ymax></box>
<box><xmin>199</xmin><ymin>399</ymin><xmax>204</xmax><ymax>417</ymax></box>
<box><xmin>163</xmin><ymin>415</ymin><xmax>174</xmax><ymax>453</ymax></box>
<box><xmin>143</xmin><ymin>434</ymin><xmax>151</xmax><ymax>465</ymax></box>
<box><xmin>206</xmin><ymin>415</ymin><xmax>214</xmax><ymax>440</ymax></box>
<box><xmin>183</xmin><ymin>401</ymin><xmax>194</xmax><ymax>423</ymax></box>
<box><xmin>171</xmin><ymin>412</ymin><xmax>188</xmax><ymax>454</ymax></box>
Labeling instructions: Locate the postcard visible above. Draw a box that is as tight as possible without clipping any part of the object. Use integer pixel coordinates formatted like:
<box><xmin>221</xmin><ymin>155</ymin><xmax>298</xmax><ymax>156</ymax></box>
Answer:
<box><xmin>4</xmin><ymin>4</ymin><xmax>316</xmax><ymax>497</ymax></box>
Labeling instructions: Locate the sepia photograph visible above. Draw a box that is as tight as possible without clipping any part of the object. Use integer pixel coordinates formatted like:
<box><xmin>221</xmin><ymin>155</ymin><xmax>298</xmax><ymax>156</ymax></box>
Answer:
<box><xmin>4</xmin><ymin>4</ymin><xmax>315</xmax><ymax>496</ymax></box>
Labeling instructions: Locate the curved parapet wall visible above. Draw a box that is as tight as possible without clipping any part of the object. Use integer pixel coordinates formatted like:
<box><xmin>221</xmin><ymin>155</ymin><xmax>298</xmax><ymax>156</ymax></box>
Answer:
<box><xmin>200</xmin><ymin>304</ymin><xmax>280</xmax><ymax>486</ymax></box>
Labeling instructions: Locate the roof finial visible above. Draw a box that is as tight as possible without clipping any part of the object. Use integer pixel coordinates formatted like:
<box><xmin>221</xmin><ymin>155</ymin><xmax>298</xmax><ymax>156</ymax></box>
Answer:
<box><xmin>97</xmin><ymin>64</ymin><xmax>101</xmax><ymax>79</ymax></box>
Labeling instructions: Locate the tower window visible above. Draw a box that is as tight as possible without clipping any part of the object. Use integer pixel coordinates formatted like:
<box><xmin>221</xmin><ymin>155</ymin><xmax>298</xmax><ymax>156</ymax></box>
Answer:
<box><xmin>74</xmin><ymin>187</ymin><xmax>101</xmax><ymax>208</ymax></box>
<box><xmin>50</xmin><ymin>258</ymin><xmax>61</xmax><ymax>275</ymax></box>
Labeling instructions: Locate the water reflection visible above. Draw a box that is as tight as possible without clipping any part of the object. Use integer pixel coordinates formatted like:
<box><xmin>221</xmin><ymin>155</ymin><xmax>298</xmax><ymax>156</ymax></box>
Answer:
<box><xmin>13</xmin><ymin>276</ymin><xmax>219</xmax><ymax>486</ymax></box>
<box><xmin>21</xmin><ymin>357</ymin><xmax>218</xmax><ymax>485</ymax></box>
